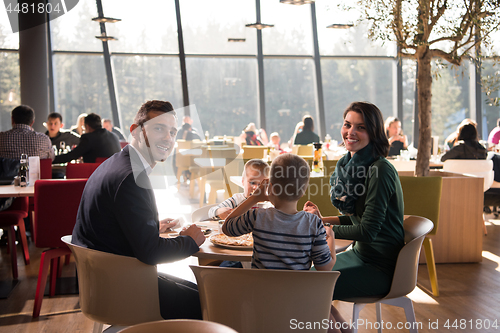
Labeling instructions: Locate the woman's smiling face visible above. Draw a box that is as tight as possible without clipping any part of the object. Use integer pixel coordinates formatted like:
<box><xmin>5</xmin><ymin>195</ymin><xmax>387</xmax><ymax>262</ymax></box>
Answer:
<box><xmin>341</xmin><ymin>111</ymin><xmax>370</xmax><ymax>155</ymax></box>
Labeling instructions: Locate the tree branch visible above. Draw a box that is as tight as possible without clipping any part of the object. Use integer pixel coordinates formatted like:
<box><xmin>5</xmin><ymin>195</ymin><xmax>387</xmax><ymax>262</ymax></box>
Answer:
<box><xmin>430</xmin><ymin>49</ymin><xmax>462</xmax><ymax>65</ymax></box>
<box><xmin>429</xmin><ymin>0</ymin><xmax>448</xmax><ymax>31</ymax></box>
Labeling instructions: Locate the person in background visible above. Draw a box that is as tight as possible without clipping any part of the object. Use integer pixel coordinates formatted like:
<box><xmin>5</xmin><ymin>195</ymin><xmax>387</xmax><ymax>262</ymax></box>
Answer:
<box><xmin>179</xmin><ymin>123</ymin><xmax>201</xmax><ymax>141</ymax></box>
<box><xmin>70</xmin><ymin>113</ymin><xmax>87</xmax><ymax>136</ymax></box>
<box><xmin>444</xmin><ymin>118</ymin><xmax>477</xmax><ymax>148</ymax></box>
<box><xmin>45</xmin><ymin>112</ymin><xmax>80</xmax><ymax>149</ymax></box>
<box><xmin>241</xmin><ymin>123</ymin><xmax>266</xmax><ymax>146</ymax></box>
<box><xmin>294</xmin><ymin>116</ymin><xmax>320</xmax><ymax>145</ymax></box>
<box><xmin>102</xmin><ymin>118</ymin><xmax>127</xmax><ymax>142</ymax></box>
<box><xmin>441</xmin><ymin>123</ymin><xmax>487</xmax><ymax>161</ymax></box>
<box><xmin>0</xmin><ymin>105</ymin><xmax>54</xmax><ymax>161</ymax></box>
<box><xmin>488</xmin><ymin>118</ymin><xmax>500</xmax><ymax>147</ymax></box>
<box><xmin>223</xmin><ymin>154</ymin><xmax>351</xmax><ymax>333</ymax></box>
<box><xmin>268</xmin><ymin>132</ymin><xmax>283</xmax><ymax>152</ymax></box>
<box><xmin>53</xmin><ymin>113</ymin><xmax>121</xmax><ymax>164</ymax></box>
<box><xmin>385</xmin><ymin>116</ymin><xmax>408</xmax><ymax>156</ymax></box>
<box><xmin>304</xmin><ymin>102</ymin><xmax>404</xmax><ymax>303</ymax></box>
<box><xmin>176</xmin><ymin>116</ymin><xmax>201</xmax><ymax>141</ymax></box>
<box><xmin>72</xmin><ymin>100</ymin><xmax>205</xmax><ymax>320</ymax></box>
<box><xmin>288</xmin><ymin>121</ymin><xmax>304</xmax><ymax>148</ymax></box>
<box><xmin>208</xmin><ymin>159</ymin><xmax>270</xmax><ymax>220</ymax></box>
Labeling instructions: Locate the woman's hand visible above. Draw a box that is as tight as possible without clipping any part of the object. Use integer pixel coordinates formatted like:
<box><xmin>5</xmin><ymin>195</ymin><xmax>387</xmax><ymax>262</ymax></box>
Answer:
<box><xmin>304</xmin><ymin>201</ymin><xmax>322</xmax><ymax>219</ymax></box>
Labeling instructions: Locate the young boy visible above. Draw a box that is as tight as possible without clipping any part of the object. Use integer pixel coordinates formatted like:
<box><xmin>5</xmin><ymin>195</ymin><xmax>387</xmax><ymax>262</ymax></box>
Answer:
<box><xmin>208</xmin><ymin>159</ymin><xmax>270</xmax><ymax>220</ymax></box>
<box><xmin>223</xmin><ymin>153</ymin><xmax>335</xmax><ymax>271</ymax></box>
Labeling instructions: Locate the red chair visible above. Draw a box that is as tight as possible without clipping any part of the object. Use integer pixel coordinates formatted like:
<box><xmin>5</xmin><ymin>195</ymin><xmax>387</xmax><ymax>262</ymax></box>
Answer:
<box><xmin>0</xmin><ymin>197</ymin><xmax>30</xmax><ymax>279</ymax></box>
<box><xmin>95</xmin><ymin>157</ymin><xmax>108</xmax><ymax>163</ymax></box>
<box><xmin>29</xmin><ymin>159</ymin><xmax>52</xmax><ymax>242</ymax></box>
<box><xmin>65</xmin><ymin>163</ymin><xmax>101</xmax><ymax>179</ymax></box>
<box><xmin>32</xmin><ymin>179</ymin><xmax>87</xmax><ymax>317</ymax></box>
<box><xmin>120</xmin><ymin>141</ymin><xmax>128</xmax><ymax>149</ymax></box>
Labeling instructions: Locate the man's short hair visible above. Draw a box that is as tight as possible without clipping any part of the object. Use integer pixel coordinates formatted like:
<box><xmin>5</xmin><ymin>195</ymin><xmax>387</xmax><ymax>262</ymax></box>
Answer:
<box><xmin>270</xmin><ymin>154</ymin><xmax>310</xmax><ymax>201</ymax></box>
<box><xmin>102</xmin><ymin>118</ymin><xmax>112</xmax><ymax>126</ymax></box>
<box><xmin>134</xmin><ymin>100</ymin><xmax>176</xmax><ymax>128</ymax></box>
<box><xmin>48</xmin><ymin>112</ymin><xmax>62</xmax><ymax>122</ymax></box>
<box><xmin>244</xmin><ymin>159</ymin><xmax>270</xmax><ymax>178</ymax></box>
<box><xmin>85</xmin><ymin>113</ymin><xmax>102</xmax><ymax>130</ymax></box>
<box><xmin>12</xmin><ymin>105</ymin><xmax>35</xmax><ymax>125</ymax></box>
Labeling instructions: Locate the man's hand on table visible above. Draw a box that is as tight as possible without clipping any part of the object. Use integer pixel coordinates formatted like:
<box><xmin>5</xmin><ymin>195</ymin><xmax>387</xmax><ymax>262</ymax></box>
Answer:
<box><xmin>159</xmin><ymin>218</ymin><xmax>180</xmax><ymax>233</ymax></box>
<box><xmin>180</xmin><ymin>224</ymin><xmax>206</xmax><ymax>246</ymax></box>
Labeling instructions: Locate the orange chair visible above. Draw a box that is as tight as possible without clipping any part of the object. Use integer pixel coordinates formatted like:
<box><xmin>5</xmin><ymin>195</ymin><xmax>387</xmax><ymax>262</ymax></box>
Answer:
<box><xmin>65</xmin><ymin>163</ymin><xmax>101</xmax><ymax>179</ymax></box>
<box><xmin>32</xmin><ymin>179</ymin><xmax>87</xmax><ymax>317</ymax></box>
<box><xmin>0</xmin><ymin>197</ymin><xmax>30</xmax><ymax>280</ymax></box>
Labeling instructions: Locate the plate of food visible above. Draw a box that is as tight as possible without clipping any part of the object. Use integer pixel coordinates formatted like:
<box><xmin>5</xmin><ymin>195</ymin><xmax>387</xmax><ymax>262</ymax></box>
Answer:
<box><xmin>210</xmin><ymin>233</ymin><xmax>253</xmax><ymax>250</ymax></box>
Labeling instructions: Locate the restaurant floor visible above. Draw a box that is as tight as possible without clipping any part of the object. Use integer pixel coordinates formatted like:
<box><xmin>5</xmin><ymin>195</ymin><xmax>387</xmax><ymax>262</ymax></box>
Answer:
<box><xmin>0</xmin><ymin>183</ymin><xmax>499</xmax><ymax>333</ymax></box>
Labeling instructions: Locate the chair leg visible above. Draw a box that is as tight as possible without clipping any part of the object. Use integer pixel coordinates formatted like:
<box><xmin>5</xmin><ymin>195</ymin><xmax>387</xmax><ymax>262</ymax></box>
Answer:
<box><xmin>208</xmin><ymin>188</ymin><xmax>217</xmax><ymax>205</ymax></box>
<box><xmin>352</xmin><ymin>303</ymin><xmax>365</xmax><ymax>333</ymax></box>
<box><xmin>16</xmin><ymin>220</ymin><xmax>30</xmax><ymax>265</ymax></box>
<box><xmin>7</xmin><ymin>226</ymin><xmax>18</xmax><ymax>280</ymax></box>
<box><xmin>482</xmin><ymin>213</ymin><xmax>488</xmax><ymax>236</ymax></box>
<box><xmin>33</xmin><ymin>248</ymin><xmax>71</xmax><ymax>317</ymax></box>
<box><xmin>422</xmin><ymin>237</ymin><xmax>439</xmax><ymax>296</ymax></box>
<box><xmin>375</xmin><ymin>303</ymin><xmax>383</xmax><ymax>333</ymax></box>
<box><xmin>93</xmin><ymin>321</ymin><xmax>104</xmax><ymax>333</ymax></box>
<box><xmin>380</xmin><ymin>297</ymin><xmax>418</xmax><ymax>333</ymax></box>
<box><xmin>199</xmin><ymin>178</ymin><xmax>206</xmax><ymax>207</ymax></box>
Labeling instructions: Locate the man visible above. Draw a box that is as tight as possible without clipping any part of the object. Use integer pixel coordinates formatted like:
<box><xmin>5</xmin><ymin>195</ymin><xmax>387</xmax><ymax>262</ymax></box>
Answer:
<box><xmin>102</xmin><ymin>118</ymin><xmax>127</xmax><ymax>141</ymax></box>
<box><xmin>45</xmin><ymin>112</ymin><xmax>80</xmax><ymax>149</ymax></box>
<box><xmin>53</xmin><ymin>113</ymin><xmax>121</xmax><ymax>164</ymax></box>
<box><xmin>72</xmin><ymin>100</ymin><xmax>205</xmax><ymax>320</ymax></box>
<box><xmin>176</xmin><ymin>115</ymin><xmax>200</xmax><ymax>141</ymax></box>
<box><xmin>0</xmin><ymin>105</ymin><xmax>54</xmax><ymax>161</ymax></box>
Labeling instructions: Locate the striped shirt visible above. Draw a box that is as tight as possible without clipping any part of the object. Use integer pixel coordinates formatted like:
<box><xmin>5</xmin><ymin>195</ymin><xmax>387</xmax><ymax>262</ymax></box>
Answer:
<box><xmin>0</xmin><ymin>124</ymin><xmax>55</xmax><ymax>161</ymax></box>
<box><xmin>225</xmin><ymin>208</ymin><xmax>332</xmax><ymax>270</ymax></box>
<box><xmin>208</xmin><ymin>193</ymin><xmax>246</xmax><ymax>219</ymax></box>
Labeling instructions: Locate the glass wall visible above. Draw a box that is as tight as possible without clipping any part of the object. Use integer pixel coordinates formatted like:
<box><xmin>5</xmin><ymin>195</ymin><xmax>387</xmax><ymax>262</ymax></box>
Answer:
<box><xmin>0</xmin><ymin>15</ymin><xmax>19</xmax><ymax>132</ymax></box>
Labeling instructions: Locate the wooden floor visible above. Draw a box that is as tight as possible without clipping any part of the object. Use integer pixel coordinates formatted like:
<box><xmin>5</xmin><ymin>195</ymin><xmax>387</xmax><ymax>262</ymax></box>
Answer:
<box><xmin>1</xmin><ymin>212</ymin><xmax>499</xmax><ymax>333</ymax></box>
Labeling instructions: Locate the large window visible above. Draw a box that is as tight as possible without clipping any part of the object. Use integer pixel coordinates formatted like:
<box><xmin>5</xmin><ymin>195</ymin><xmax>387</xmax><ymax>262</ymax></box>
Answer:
<box><xmin>322</xmin><ymin>58</ymin><xmax>394</xmax><ymax>141</ymax></box>
<box><xmin>0</xmin><ymin>16</ymin><xmax>19</xmax><ymax>132</ymax></box>
<box><xmin>53</xmin><ymin>54</ymin><xmax>111</xmax><ymax>129</ymax></box>
<box><xmin>112</xmin><ymin>55</ymin><xmax>183</xmax><ymax>135</ymax></box>
<box><xmin>186</xmin><ymin>57</ymin><xmax>258</xmax><ymax>137</ymax></box>
<box><xmin>482</xmin><ymin>59</ymin><xmax>500</xmax><ymax>138</ymax></box>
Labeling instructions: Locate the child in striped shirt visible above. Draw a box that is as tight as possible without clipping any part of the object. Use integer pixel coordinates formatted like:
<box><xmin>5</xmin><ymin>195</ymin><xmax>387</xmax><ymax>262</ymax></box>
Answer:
<box><xmin>223</xmin><ymin>153</ymin><xmax>335</xmax><ymax>271</ymax></box>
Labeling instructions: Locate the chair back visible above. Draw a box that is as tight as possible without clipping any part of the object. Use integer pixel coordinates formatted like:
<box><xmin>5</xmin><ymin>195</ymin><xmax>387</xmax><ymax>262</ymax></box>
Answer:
<box><xmin>242</xmin><ymin>146</ymin><xmax>267</xmax><ymax>160</ymax></box>
<box><xmin>389</xmin><ymin>160</ymin><xmax>416</xmax><ymax>172</ymax></box>
<box><xmin>192</xmin><ymin>203</ymin><xmax>218</xmax><ymax>222</ymax></box>
<box><xmin>120</xmin><ymin>141</ymin><xmax>129</xmax><ymax>149</ymax></box>
<box><xmin>95</xmin><ymin>157</ymin><xmax>108</xmax><ymax>163</ymax></box>
<box><xmin>8</xmin><ymin>196</ymin><xmax>29</xmax><ymax>212</ymax></box>
<box><xmin>292</xmin><ymin>144</ymin><xmax>313</xmax><ymax>156</ymax></box>
<box><xmin>116</xmin><ymin>319</ymin><xmax>238</xmax><ymax>333</ymax></box>
<box><xmin>443</xmin><ymin>159</ymin><xmax>494</xmax><ymax>191</ymax></box>
<box><xmin>62</xmin><ymin>236</ymin><xmax>162</xmax><ymax>326</ymax></box>
<box><xmin>34</xmin><ymin>179</ymin><xmax>87</xmax><ymax>248</ymax></box>
<box><xmin>40</xmin><ymin>159</ymin><xmax>52</xmax><ymax>179</ymax></box>
<box><xmin>65</xmin><ymin>163</ymin><xmax>101</xmax><ymax>179</ymax></box>
<box><xmin>297</xmin><ymin>176</ymin><xmax>339</xmax><ymax>217</ymax></box>
<box><xmin>384</xmin><ymin>216</ymin><xmax>434</xmax><ymax>299</ymax></box>
<box><xmin>191</xmin><ymin>266</ymin><xmax>340</xmax><ymax>333</ymax></box>
<box><xmin>399</xmin><ymin>176</ymin><xmax>442</xmax><ymax>236</ymax></box>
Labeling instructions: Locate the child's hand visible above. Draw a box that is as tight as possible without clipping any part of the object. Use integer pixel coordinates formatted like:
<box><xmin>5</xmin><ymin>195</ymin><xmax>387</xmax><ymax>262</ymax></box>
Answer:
<box><xmin>304</xmin><ymin>201</ymin><xmax>322</xmax><ymax>218</ymax></box>
<box><xmin>324</xmin><ymin>225</ymin><xmax>334</xmax><ymax>241</ymax></box>
<box><xmin>252</xmin><ymin>179</ymin><xmax>269</xmax><ymax>202</ymax></box>
<box><xmin>217</xmin><ymin>208</ymin><xmax>233</xmax><ymax>220</ymax></box>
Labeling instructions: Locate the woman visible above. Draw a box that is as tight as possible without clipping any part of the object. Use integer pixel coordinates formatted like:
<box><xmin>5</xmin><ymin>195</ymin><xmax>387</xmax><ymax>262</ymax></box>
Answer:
<box><xmin>444</xmin><ymin>118</ymin><xmax>476</xmax><ymax>149</ymax></box>
<box><xmin>70</xmin><ymin>113</ymin><xmax>87</xmax><ymax>136</ymax></box>
<box><xmin>242</xmin><ymin>123</ymin><xmax>265</xmax><ymax>146</ymax></box>
<box><xmin>288</xmin><ymin>121</ymin><xmax>303</xmax><ymax>148</ymax></box>
<box><xmin>441</xmin><ymin>123</ymin><xmax>487</xmax><ymax>161</ymax></box>
<box><xmin>385</xmin><ymin>117</ymin><xmax>408</xmax><ymax>156</ymax></box>
<box><xmin>294</xmin><ymin>116</ymin><xmax>320</xmax><ymax>145</ymax></box>
<box><xmin>305</xmin><ymin>101</ymin><xmax>405</xmax><ymax>300</ymax></box>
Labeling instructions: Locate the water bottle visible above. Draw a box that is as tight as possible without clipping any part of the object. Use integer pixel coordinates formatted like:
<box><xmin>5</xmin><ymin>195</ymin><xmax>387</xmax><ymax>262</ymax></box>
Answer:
<box><xmin>325</xmin><ymin>134</ymin><xmax>331</xmax><ymax>150</ymax></box>
<box><xmin>19</xmin><ymin>154</ymin><xmax>29</xmax><ymax>187</ymax></box>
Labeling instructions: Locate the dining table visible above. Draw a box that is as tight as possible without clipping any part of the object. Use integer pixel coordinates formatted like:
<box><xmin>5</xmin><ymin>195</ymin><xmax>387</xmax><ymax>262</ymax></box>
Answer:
<box><xmin>0</xmin><ymin>184</ymin><xmax>35</xmax><ymax>198</ymax></box>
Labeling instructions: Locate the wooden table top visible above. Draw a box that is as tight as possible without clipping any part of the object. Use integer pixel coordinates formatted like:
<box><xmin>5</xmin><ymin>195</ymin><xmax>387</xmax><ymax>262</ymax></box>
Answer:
<box><xmin>0</xmin><ymin>184</ymin><xmax>35</xmax><ymax>198</ymax></box>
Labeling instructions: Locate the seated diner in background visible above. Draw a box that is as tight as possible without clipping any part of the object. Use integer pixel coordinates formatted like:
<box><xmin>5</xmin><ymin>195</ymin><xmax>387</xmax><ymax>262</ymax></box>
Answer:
<box><xmin>444</xmin><ymin>118</ymin><xmax>477</xmax><ymax>149</ymax></box>
<box><xmin>71</xmin><ymin>100</ymin><xmax>205</xmax><ymax>320</ymax></box>
<box><xmin>45</xmin><ymin>112</ymin><xmax>81</xmax><ymax>149</ymax></box>
<box><xmin>294</xmin><ymin>116</ymin><xmax>320</xmax><ymax>145</ymax></box>
<box><xmin>441</xmin><ymin>123</ymin><xmax>487</xmax><ymax>161</ymax></box>
<box><xmin>304</xmin><ymin>101</ymin><xmax>405</xmax><ymax>301</ymax></box>
<box><xmin>70</xmin><ymin>113</ymin><xmax>87</xmax><ymax>136</ymax></box>
<box><xmin>53</xmin><ymin>113</ymin><xmax>121</xmax><ymax>164</ymax></box>
<box><xmin>102</xmin><ymin>118</ymin><xmax>127</xmax><ymax>142</ymax></box>
<box><xmin>488</xmin><ymin>118</ymin><xmax>500</xmax><ymax>147</ymax></box>
<box><xmin>385</xmin><ymin>116</ymin><xmax>408</xmax><ymax>156</ymax></box>
<box><xmin>240</xmin><ymin>122</ymin><xmax>267</xmax><ymax>146</ymax></box>
<box><xmin>223</xmin><ymin>153</ymin><xmax>351</xmax><ymax>333</ymax></box>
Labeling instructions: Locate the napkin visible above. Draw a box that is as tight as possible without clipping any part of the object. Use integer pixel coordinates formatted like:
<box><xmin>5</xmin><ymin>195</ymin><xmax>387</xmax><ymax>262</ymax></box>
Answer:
<box><xmin>28</xmin><ymin>156</ymin><xmax>40</xmax><ymax>186</ymax></box>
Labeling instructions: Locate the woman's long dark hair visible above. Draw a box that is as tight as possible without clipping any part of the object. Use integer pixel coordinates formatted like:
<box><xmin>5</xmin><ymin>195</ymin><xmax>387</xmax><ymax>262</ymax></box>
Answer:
<box><xmin>343</xmin><ymin>102</ymin><xmax>390</xmax><ymax>158</ymax></box>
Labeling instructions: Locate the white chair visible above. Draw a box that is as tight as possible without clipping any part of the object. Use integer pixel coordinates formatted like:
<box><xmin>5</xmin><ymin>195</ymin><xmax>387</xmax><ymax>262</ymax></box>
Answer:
<box><xmin>343</xmin><ymin>216</ymin><xmax>434</xmax><ymax>333</ymax></box>
<box><xmin>192</xmin><ymin>203</ymin><xmax>218</xmax><ymax>222</ymax></box>
<box><xmin>61</xmin><ymin>236</ymin><xmax>163</xmax><ymax>333</ymax></box>
<box><xmin>443</xmin><ymin>159</ymin><xmax>493</xmax><ymax>235</ymax></box>
<box><xmin>117</xmin><ymin>319</ymin><xmax>238</xmax><ymax>333</ymax></box>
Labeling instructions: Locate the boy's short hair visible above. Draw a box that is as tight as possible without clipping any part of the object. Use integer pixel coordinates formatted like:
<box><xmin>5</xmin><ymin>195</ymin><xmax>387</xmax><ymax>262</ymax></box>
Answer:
<box><xmin>270</xmin><ymin>154</ymin><xmax>309</xmax><ymax>201</ymax></box>
<box><xmin>244</xmin><ymin>159</ymin><xmax>270</xmax><ymax>178</ymax></box>
<box><xmin>48</xmin><ymin>112</ymin><xmax>62</xmax><ymax>122</ymax></box>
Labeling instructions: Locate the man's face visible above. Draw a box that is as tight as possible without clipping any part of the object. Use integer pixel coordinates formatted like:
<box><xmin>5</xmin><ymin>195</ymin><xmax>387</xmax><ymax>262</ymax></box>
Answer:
<box><xmin>103</xmin><ymin>121</ymin><xmax>113</xmax><ymax>132</ymax></box>
<box><xmin>47</xmin><ymin>117</ymin><xmax>63</xmax><ymax>137</ymax></box>
<box><xmin>134</xmin><ymin>111</ymin><xmax>177</xmax><ymax>164</ymax></box>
